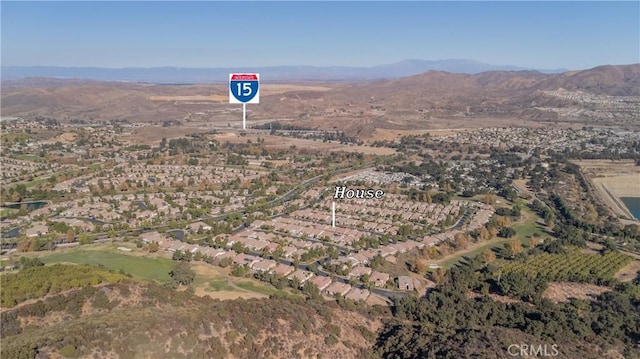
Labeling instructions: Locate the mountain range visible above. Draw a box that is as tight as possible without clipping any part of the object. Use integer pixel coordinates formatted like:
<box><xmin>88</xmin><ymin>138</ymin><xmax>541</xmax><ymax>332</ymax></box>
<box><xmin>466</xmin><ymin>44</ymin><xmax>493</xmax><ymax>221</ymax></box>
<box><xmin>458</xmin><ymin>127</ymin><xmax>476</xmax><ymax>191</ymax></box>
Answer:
<box><xmin>1</xmin><ymin>64</ymin><xmax>638</xmax><ymax>136</ymax></box>
<box><xmin>1</xmin><ymin>59</ymin><xmax>569</xmax><ymax>83</ymax></box>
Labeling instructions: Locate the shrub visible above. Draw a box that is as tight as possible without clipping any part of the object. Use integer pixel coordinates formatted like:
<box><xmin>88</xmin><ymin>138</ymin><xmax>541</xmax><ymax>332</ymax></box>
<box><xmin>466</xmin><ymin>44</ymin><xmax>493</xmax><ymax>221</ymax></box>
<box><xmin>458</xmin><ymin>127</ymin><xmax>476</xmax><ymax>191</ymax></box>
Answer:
<box><xmin>59</xmin><ymin>344</ymin><xmax>77</xmax><ymax>358</ymax></box>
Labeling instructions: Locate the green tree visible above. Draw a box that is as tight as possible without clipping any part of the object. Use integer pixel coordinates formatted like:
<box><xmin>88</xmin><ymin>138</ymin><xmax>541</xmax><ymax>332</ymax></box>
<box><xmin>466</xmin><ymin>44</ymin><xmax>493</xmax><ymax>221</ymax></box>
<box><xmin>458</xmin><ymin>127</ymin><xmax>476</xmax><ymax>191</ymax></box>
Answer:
<box><xmin>148</xmin><ymin>241</ymin><xmax>159</xmax><ymax>253</ymax></box>
<box><xmin>78</xmin><ymin>233</ymin><xmax>93</xmax><ymax>245</ymax></box>
<box><xmin>301</xmin><ymin>281</ymin><xmax>321</xmax><ymax>300</ymax></box>
<box><xmin>18</xmin><ymin>256</ymin><xmax>44</xmax><ymax>269</ymax></box>
<box><xmin>66</xmin><ymin>228</ymin><xmax>76</xmax><ymax>243</ymax></box>
<box><xmin>169</xmin><ymin>262</ymin><xmax>195</xmax><ymax>287</ymax></box>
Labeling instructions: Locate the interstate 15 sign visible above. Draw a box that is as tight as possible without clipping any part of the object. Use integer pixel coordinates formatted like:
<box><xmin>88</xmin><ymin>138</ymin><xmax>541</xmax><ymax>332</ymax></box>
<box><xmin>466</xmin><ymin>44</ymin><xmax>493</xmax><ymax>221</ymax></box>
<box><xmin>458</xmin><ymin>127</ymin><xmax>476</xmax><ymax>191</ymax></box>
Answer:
<box><xmin>229</xmin><ymin>73</ymin><xmax>260</xmax><ymax>104</ymax></box>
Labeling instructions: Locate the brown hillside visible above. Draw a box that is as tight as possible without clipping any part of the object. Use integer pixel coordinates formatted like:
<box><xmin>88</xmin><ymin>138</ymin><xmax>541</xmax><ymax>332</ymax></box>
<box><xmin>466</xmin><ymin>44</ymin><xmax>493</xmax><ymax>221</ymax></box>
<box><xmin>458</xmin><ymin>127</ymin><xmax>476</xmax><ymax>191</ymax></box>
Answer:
<box><xmin>2</xmin><ymin>65</ymin><xmax>638</xmax><ymax>136</ymax></box>
<box><xmin>1</xmin><ymin>283</ymin><xmax>383</xmax><ymax>359</ymax></box>
<box><xmin>534</xmin><ymin>64</ymin><xmax>640</xmax><ymax>96</ymax></box>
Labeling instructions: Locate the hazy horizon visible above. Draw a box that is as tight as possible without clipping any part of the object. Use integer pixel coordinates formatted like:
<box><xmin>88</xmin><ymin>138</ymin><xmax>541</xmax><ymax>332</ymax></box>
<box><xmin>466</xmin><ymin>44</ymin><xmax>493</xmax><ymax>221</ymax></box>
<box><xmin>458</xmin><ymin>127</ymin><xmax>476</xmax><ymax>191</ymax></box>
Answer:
<box><xmin>2</xmin><ymin>57</ymin><xmax>578</xmax><ymax>70</ymax></box>
<box><xmin>2</xmin><ymin>1</ymin><xmax>638</xmax><ymax>70</ymax></box>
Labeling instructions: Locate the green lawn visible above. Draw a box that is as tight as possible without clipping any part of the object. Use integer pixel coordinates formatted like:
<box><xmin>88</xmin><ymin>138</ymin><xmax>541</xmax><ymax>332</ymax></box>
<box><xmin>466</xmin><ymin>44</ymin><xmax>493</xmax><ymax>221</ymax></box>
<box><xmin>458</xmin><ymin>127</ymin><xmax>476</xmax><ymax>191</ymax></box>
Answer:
<box><xmin>14</xmin><ymin>154</ymin><xmax>46</xmax><ymax>163</ymax></box>
<box><xmin>512</xmin><ymin>207</ymin><xmax>550</xmax><ymax>241</ymax></box>
<box><xmin>39</xmin><ymin>248</ymin><xmax>174</xmax><ymax>283</ymax></box>
<box><xmin>196</xmin><ymin>277</ymin><xmax>234</xmax><ymax>292</ymax></box>
<box><xmin>234</xmin><ymin>280</ymin><xmax>299</xmax><ymax>298</ymax></box>
<box><xmin>11</xmin><ymin>168</ymin><xmax>83</xmax><ymax>189</ymax></box>
<box><xmin>437</xmin><ymin>205</ymin><xmax>549</xmax><ymax>269</ymax></box>
<box><xmin>438</xmin><ymin>238</ymin><xmax>514</xmax><ymax>268</ymax></box>
<box><xmin>1</xmin><ymin>133</ymin><xmax>31</xmax><ymax>144</ymax></box>
<box><xmin>88</xmin><ymin>163</ymin><xmax>103</xmax><ymax>170</ymax></box>
<box><xmin>0</xmin><ymin>208</ymin><xmax>18</xmax><ymax>217</ymax></box>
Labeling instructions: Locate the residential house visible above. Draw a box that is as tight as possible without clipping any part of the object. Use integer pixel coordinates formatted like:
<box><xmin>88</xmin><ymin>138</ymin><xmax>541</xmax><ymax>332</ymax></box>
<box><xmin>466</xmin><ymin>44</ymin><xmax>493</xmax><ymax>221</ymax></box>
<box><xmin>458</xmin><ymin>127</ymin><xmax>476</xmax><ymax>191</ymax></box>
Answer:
<box><xmin>282</xmin><ymin>246</ymin><xmax>298</xmax><ymax>258</ymax></box>
<box><xmin>324</xmin><ymin>281</ymin><xmax>351</xmax><ymax>297</ymax></box>
<box><xmin>271</xmin><ymin>264</ymin><xmax>294</xmax><ymax>277</ymax></box>
<box><xmin>168</xmin><ymin>243</ymin><xmax>185</xmax><ymax>253</ymax></box>
<box><xmin>251</xmin><ymin>259</ymin><xmax>277</xmax><ymax>273</ymax></box>
<box><xmin>233</xmin><ymin>253</ymin><xmax>260</xmax><ymax>267</ymax></box>
<box><xmin>348</xmin><ymin>266</ymin><xmax>372</xmax><ymax>279</ymax></box>
<box><xmin>378</xmin><ymin>246</ymin><xmax>398</xmax><ymax>258</ymax></box>
<box><xmin>369</xmin><ymin>271</ymin><xmax>390</xmax><ymax>288</ymax></box>
<box><xmin>158</xmin><ymin>240</ymin><xmax>178</xmax><ymax>251</ymax></box>
<box><xmin>398</xmin><ymin>276</ymin><xmax>415</xmax><ymax>291</ymax></box>
<box><xmin>345</xmin><ymin>288</ymin><xmax>370</xmax><ymax>302</ymax></box>
<box><xmin>25</xmin><ymin>223</ymin><xmax>49</xmax><ymax>238</ymax></box>
<box><xmin>309</xmin><ymin>275</ymin><xmax>332</xmax><ymax>291</ymax></box>
<box><xmin>287</xmin><ymin>270</ymin><xmax>314</xmax><ymax>286</ymax></box>
<box><xmin>188</xmin><ymin>221</ymin><xmax>212</xmax><ymax>233</ymax></box>
<box><xmin>140</xmin><ymin>231</ymin><xmax>166</xmax><ymax>243</ymax></box>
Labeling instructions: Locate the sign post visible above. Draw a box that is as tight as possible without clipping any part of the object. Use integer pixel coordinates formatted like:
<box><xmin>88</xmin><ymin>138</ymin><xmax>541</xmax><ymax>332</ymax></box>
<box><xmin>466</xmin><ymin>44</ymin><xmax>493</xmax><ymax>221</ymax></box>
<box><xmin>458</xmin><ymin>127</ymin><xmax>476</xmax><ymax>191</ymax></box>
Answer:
<box><xmin>332</xmin><ymin>201</ymin><xmax>336</xmax><ymax>227</ymax></box>
<box><xmin>229</xmin><ymin>73</ymin><xmax>260</xmax><ymax>130</ymax></box>
<box><xmin>243</xmin><ymin>103</ymin><xmax>246</xmax><ymax>130</ymax></box>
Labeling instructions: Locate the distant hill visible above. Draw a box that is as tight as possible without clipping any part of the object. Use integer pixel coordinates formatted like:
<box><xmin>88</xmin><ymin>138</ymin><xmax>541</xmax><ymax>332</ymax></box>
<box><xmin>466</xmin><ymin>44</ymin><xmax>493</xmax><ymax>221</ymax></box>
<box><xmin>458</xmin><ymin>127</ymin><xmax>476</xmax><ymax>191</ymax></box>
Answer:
<box><xmin>361</xmin><ymin>64</ymin><xmax>640</xmax><ymax>98</ymax></box>
<box><xmin>1</xmin><ymin>64</ymin><xmax>637</xmax><ymax>133</ymax></box>
<box><xmin>533</xmin><ymin>64</ymin><xmax>640</xmax><ymax>96</ymax></box>
<box><xmin>1</xmin><ymin>59</ymin><xmax>568</xmax><ymax>83</ymax></box>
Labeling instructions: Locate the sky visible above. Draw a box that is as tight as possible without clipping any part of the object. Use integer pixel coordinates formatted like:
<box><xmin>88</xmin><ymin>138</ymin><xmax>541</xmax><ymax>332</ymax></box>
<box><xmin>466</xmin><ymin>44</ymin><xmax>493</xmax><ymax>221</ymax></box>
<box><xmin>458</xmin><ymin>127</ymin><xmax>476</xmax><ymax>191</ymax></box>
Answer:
<box><xmin>1</xmin><ymin>1</ymin><xmax>639</xmax><ymax>70</ymax></box>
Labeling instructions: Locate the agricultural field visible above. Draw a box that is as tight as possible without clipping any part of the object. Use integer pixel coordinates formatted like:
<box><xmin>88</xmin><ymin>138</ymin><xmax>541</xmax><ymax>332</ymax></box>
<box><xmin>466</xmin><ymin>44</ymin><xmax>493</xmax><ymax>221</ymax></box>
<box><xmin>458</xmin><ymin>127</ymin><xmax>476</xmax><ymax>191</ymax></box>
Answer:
<box><xmin>500</xmin><ymin>247</ymin><xmax>633</xmax><ymax>283</ymax></box>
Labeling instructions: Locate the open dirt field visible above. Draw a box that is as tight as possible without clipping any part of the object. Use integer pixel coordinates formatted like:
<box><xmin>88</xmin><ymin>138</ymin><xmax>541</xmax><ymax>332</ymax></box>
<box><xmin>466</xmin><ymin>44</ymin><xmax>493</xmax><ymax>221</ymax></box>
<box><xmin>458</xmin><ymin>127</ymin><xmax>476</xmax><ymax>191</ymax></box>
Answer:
<box><xmin>123</xmin><ymin>125</ymin><xmax>214</xmax><ymax>145</ymax></box>
<box><xmin>121</xmin><ymin>127</ymin><xmax>393</xmax><ymax>155</ymax></box>
<box><xmin>367</xmin><ymin>128</ymin><xmax>491</xmax><ymax>143</ymax></box>
<box><xmin>215</xmin><ymin>132</ymin><xmax>396</xmax><ymax>155</ymax></box>
<box><xmin>50</xmin><ymin>132</ymin><xmax>77</xmax><ymax>143</ymax></box>
<box><xmin>194</xmin><ymin>286</ymin><xmax>267</xmax><ymax>300</ymax></box>
<box><xmin>149</xmin><ymin>94</ymin><xmax>228</xmax><ymax>102</ymax></box>
<box><xmin>273</xmin><ymin>140</ymin><xmax>396</xmax><ymax>155</ymax></box>
<box><xmin>592</xmin><ymin>175</ymin><xmax>640</xmax><ymax>198</ymax></box>
<box><xmin>368</xmin><ymin>128</ymin><xmax>452</xmax><ymax>142</ymax></box>
<box><xmin>542</xmin><ymin>282</ymin><xmax>611</xmax><ymax>303</ymax></box>
<box><xmin>366</xmin><ymin>294</ymin><xmax>391</xmax><ymax>306</ymax></box>
<box><xmin>512</xmin><ymin>179</ymin><xmax>534</xmax><ymax>198</ymax></box>
<box><xmin>614</xmin><ymin>259</ymin><xmax>640</xmax><ymax>282</ymax></box>
<box><xmin>259</xmin><ymin>84</ymin><xmax>334</xmax><ymax>95</ymax></box>
<box><xmin>148</xmin><ymin>84</ymin><xmax>332</xmax><ymax>103</ymax></box>
<box><xmin>330</xmin><ymin>168</ymin><xmax>376</xmax><ymax>182</ymax></box>
<box><xmin>191</xmin><ymin>263</ymin><xmax>268</xmax><ymax>301</ymax></box>
<box><xmin>574</xmin><ymin>160</ymin><xmax>640</xmax><ymax>220</ymax></box>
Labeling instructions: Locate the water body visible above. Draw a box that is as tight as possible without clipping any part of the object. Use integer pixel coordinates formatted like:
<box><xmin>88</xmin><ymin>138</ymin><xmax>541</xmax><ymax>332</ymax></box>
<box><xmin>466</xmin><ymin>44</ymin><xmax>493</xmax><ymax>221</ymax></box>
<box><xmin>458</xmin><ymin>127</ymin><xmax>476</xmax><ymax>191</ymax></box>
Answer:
<box><xmin>621</xmin><ymin>197</ymin><xmax>640</xmax><ymax>220</ymax></box>
<box><xmin>1</xmin><ymin>201</ymin><xmax>48</xmax><ymax>210</ymax></box>
<box><xmin>167</xmin><ymin>229</ymin><xmax>185</xmax><ymax>240</ymax></box>
<box><xmin>135</xmin><ymin>201</ymin><xmax>147</xmax><ymax>210</ymax></box>
<box><xmin>84</xmin><ymin>217</ymin><xmax>107</xmax><ymax>225</ymax></box>
<box><xmin>1</xmin><ymin>227</ymin><xmax>20</xmax><ymax>239</ymax></box>
<box><xmin>54</xmin><ymin>216</ymin><xmax>107</xmax><ymax>226</ymax></box>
